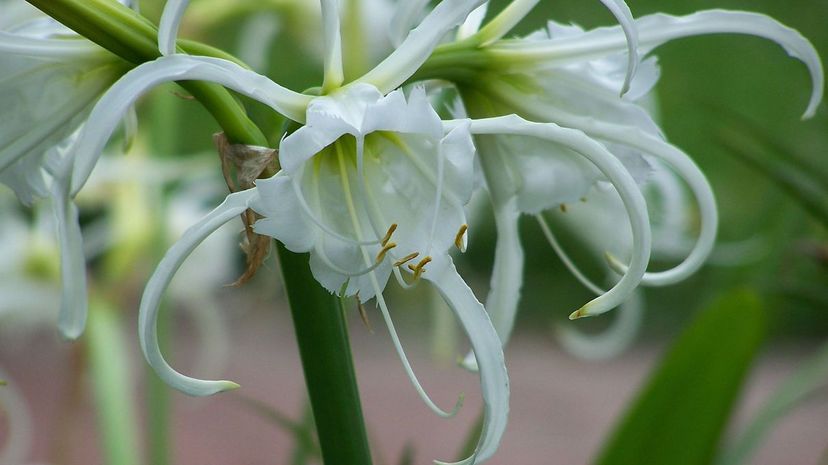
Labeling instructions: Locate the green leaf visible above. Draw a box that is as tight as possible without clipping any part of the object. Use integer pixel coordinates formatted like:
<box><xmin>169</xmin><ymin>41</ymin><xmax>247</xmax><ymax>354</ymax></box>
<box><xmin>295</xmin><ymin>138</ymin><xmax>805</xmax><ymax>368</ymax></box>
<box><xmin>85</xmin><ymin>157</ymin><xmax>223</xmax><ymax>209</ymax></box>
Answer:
<box><xmin>595</xmin><ymin>289</ymin><xmax>767</xmax><ymax>465</ymax></box>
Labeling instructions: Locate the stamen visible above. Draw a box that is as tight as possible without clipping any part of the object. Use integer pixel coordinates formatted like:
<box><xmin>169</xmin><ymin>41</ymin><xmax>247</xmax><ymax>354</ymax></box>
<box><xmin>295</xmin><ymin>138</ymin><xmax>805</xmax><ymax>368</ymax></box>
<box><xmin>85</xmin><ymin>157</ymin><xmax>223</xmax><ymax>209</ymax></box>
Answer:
<box><xmin>407</xmin><ymin>256</ymin><xmax>433</xmax><ymax>280</ymax></box>
<box><xmin>376</xmin><ymin>242</ymin><xmax>397</xmax><ymax>263</ymax></box>
<box><xmin>454</xmin><ymin>224</ymin><xmax>468</xmax><ymax>252</ymax></box>
<box><xmin>393</xmin><ymin>252</ymin><xmax>420</xmax><ymax>267</ymax></box>
<box><xmin>559</xmin><ymin>204</ymin><xmax>567</xmax><ymax>213</ymax></box>
<box><xmin>535</xmin><ymin>214</ymin><xmax>605</xmax><ymax>296</ymax></box>
<box><xmin>381</xmin><ymin>223</ymin><xmax>398</xmax><ymax>246</ymax></box>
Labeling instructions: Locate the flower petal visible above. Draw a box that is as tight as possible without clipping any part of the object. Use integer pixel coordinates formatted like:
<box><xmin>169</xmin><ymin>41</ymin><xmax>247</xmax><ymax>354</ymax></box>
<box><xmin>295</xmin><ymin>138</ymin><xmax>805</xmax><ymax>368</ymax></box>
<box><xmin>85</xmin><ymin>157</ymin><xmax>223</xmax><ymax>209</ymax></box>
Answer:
<box><xmin>356</xmin><ymin>0</ymin><xmax>486</xmax><ymax>93</ymax></box>
<box><xmin>467</xmin><ymin>115</ymin><xmax>651</xmax><ymax>319</ymax></box>
<box><xmin>596</xmin><ymin>0</ymin><xmax>638</xmax><ymax>96</ymax></box>
<box><xmin>49</xmin><ymin>163</ymin><xmax>88</xmax><ymax>340</ymax></box>
<box><xmin>388</xmin><ymin>0</ymin><xmax>430</xmax><ymax>46</ymax></box>
<box><xmin>491</xmin><ymin>82</ymin><xmax>718</xmax><ymax>286</ymax></box>
<box><xmin>494</xmin><ymin>10</ymin><xmax>823</xmax><ymax>118</ymax></box>
<box><xmin>139</xmin><ymin>190</ymin><xmax>258</xmax><ymax>396</ymax></box>
<box><xmin>426</xmin><ymin>260</ymin><xmax>509</xmax><ymax>465</ymax></box>
<box><xmin>158</xmin><ymin>0</ymin><xmax>190</xmax><ymax>56</ymax></box>
<box><xmin>69</xmin><ymin>54</ymin><xmax>312</xmax><ymax>195</ymax></box>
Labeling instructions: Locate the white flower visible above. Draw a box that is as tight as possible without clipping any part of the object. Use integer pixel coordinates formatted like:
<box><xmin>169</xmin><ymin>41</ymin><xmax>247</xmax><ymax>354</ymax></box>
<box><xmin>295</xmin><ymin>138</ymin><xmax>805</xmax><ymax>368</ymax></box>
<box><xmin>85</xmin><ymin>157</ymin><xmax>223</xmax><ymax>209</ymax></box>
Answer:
<box><xmin>75</xmin><ymin>1</ymin><xmax>511</xmax><ymax>463</ymax></box>
<box><xmin>444</xmin><ymin>6</ymin><xmax>824</xmax><ymax>353</ymax></box>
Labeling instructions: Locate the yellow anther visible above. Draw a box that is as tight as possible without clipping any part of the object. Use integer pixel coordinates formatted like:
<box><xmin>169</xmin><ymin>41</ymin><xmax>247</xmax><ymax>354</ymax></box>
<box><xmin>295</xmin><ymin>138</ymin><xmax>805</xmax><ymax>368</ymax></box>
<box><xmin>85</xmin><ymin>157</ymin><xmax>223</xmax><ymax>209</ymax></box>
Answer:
<box><xmin>454</xmin><ymin>224</ymin><xmax>468</xmax><ymax>252</ymax></box>
<box><xmin>407</xmin><ymin>256</ymin><xmax>432</xmax><ymax>280</ymax></box>
<box><xmin>375</xmin><ymin>242</ymin><xmax>397</xmax><ymax>263</ymax></box>
<box><xmin>393</xmin><ymin>252</ymin><xmax>419</xmax><ymax>267</ymax></box>
<box><xmin>381</xmin><ymin>223</ymin><xmax>398</xmax><ymax>246</ymax></box>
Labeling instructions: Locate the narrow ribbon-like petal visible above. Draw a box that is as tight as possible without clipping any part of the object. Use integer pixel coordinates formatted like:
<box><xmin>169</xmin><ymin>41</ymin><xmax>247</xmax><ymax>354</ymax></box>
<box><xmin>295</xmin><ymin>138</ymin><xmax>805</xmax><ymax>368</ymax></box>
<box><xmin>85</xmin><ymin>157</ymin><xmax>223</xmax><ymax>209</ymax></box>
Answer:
<box><xmin>464</xmin><ymin>115</ymin><xmax>652</xmax><ymax>319</ymax></box>
<box><xmin>138</xmin><ymin>189</ymin><xmax>258</xmax><ymax>396</ymax></box>
<box><xmin>426</xmin><ymin>260</ymin><xmax>509</xmax><ymax>465</ymax></box>
<box><xmin>596</xmin><ymin>0</ymin><xmax>638</xmax><ymax>96</ymax></box>
<box><xmin>356</xmin><ymin>0</ymin><xmax>486</xmax><ymax>93</ymax></box>
<box><xmin>158</xmin><ymin>0</ymin><xmax>190</xmax><ymax>56</ymax></box>
<box><xmin>493</xmin><ymin>10</ymin><xmax>823</xmax><ymax>118</ymax></box>
<box><xmin>48</xmin><ymin>157</ymin><xmax>88</xmax><ymax>340</ymax></box>
<box><xmin>69</xmin><ymin>54</ymin><xmax>312</xmax><ymax>195</ymax></box>
<box><xmin>490</xmin><ymin>84</ymin><xmax>718</xmax><ymax>286</ymax></box>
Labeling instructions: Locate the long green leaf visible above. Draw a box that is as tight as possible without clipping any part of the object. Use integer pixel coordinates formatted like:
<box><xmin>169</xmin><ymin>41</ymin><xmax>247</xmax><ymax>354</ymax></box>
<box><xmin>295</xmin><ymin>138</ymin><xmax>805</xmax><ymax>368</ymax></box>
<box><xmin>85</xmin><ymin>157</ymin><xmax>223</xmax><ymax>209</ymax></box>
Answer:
<box><xmin>595</xmin><ymin>289</ymin><xmax>766</xmax><ymax>465</ymax></box>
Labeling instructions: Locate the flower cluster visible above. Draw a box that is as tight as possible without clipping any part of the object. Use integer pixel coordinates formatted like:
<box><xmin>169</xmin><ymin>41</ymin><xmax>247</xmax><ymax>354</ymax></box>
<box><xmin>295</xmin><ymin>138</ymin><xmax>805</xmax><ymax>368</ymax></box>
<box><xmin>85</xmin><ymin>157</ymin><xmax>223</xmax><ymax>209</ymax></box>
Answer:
<box><xmin>0</xmin><ymin>0</ymin><xmax>822</xmax><ymax>463</ymax></box>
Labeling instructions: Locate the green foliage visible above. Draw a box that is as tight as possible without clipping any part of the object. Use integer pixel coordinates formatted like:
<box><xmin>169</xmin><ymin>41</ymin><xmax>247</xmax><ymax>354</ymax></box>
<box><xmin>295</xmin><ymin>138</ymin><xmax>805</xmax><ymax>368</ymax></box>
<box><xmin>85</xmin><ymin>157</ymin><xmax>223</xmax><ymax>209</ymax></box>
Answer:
<box><xmin>596</xmin><ymin>290</ymin><xmax>766</xmax><ymax>465</ymax></box>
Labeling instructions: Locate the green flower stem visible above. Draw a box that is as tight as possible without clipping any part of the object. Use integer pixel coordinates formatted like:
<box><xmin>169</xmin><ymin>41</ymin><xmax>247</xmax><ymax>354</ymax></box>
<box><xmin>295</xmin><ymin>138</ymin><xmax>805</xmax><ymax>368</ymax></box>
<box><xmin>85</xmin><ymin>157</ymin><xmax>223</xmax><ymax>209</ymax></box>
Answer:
<box><xmin>25</xmin><ymin>0</ymin><xmax>267</xmax><ymax>146</ymax></box>
<box><xmin>87</xmin><ymin>300</ymin><xmax>141</xmax><ymax>465</ymax></box>
<box><xmin>277</xmin><ymin>243</ymin><xmax>373</xmax><ymax>465</ymax></box>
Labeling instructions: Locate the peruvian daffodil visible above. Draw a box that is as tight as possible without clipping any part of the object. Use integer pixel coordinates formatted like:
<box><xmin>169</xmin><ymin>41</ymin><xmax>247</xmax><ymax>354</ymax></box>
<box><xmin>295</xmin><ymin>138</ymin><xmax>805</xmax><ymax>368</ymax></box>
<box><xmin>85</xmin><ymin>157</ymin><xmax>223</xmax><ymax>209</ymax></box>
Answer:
<box><xmin>423</xmin><ymin>2</ymin><xmax>824</xmax><ymax>358</ymax></box>
<box><xmin>70</xmin><ymin>1</ymin><xmax>511</xmax><ymax>463</ymax></box>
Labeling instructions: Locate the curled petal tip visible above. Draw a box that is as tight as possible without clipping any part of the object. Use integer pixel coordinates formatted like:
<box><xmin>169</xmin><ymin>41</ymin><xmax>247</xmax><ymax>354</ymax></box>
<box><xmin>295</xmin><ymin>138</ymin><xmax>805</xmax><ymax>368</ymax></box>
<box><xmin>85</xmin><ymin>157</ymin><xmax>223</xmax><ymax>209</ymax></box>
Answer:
<box><xmin>221</xmin><ymin>381</ymin><xmax>241</xmax><ymax>392</ymax></box>
<box><xmin>569</xmin><ymin>307</ymin><xmax>589</xmax><ymax>320</ymax></box>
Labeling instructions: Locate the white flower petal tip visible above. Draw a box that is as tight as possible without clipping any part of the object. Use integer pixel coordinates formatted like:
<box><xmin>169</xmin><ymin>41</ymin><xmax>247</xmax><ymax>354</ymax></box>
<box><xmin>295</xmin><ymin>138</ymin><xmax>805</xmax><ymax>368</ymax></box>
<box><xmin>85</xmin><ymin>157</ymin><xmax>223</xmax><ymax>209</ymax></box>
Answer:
<box><xmin>598</xmin><ymin>0</ymin><xmax>639</xmax><ymax>97</ymax></box>
<box><xmin>139</xmin><ymin>190</ymin><xmax>257</xmax><ymax>396</ymax></box>
<box><xmin>568</xmin><ymin>307</ymin><xmax>590</xmax><ymax>320</ymax></box>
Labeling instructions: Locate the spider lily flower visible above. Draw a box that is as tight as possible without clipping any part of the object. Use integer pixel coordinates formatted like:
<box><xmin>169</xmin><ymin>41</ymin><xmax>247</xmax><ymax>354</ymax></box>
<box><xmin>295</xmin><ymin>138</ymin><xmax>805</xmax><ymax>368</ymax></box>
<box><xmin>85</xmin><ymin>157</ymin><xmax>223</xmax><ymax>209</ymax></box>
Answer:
<box><xmin>0</xmin><ymin>1</ymin><xmax>128</xmax><ymax>340</ymax></box>
<box><xmin>442</xmin><ymin>7</ymin><xmax>824</xmax><ymax>353</ymax></box>
<box><xmin>71</xmin><ymin>1</ymin><xmax>510</xmax><ymax>463</ymax></box>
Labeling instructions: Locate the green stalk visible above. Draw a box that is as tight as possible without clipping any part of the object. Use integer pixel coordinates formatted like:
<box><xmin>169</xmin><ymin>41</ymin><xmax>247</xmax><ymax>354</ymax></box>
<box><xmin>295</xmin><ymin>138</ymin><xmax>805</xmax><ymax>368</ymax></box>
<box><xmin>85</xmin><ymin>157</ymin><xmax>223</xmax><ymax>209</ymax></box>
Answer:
<box><xmin>87</xmin><ymin>300</ymin><xmax>141</xmax><ymax>465</ymax></box>
<box><xmin>277</xmin><ymin>244</ymin><xmax>373</xmax><ymax>465</ymax></box>
<box><xmin>25</xmin><ymin>0</ymin><xmax>267</xmax><ymax>146</ymax></box>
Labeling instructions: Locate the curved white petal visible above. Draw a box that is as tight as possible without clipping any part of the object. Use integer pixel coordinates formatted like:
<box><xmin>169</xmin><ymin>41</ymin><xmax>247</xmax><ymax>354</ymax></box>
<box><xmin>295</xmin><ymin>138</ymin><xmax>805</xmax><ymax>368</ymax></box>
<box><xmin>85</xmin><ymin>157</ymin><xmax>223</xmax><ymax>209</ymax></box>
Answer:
<box><xmin>467</xmin><ymin>115</ymin><xmax>651</xmax><ymax>319</ymax></box>
<box><xmin>321</xmin><ymin>0</ymin><xmax>344</xmax><ymax>91</ymax></box>
<box><xmin>491</xmin><ymin>84</ymin><xmax>718</xmax><ymax>286</ymax></box>
<box><xmin>556</xmin><ymin>287</ymin><xmax>643</xmax><ymax>360</ymax></box>
<box><xmin>0</xmin><ymin>32</ymin><xmax>102</xmax><ymax>57</ymax></box>
<box><xmin>596</xmin><ymin>0</ymin><xmax>638</xmax><ymax>96</ymax></box>
<box><xmin>49</xmin><ymin>165</ymin><xmax>87</xmax><ymax>340</ymax></box>
<box><xmin>494</xmin><ymin>10</ymin><xmax>823</xmax><ymax>118</ymax></box>
<box><xmin>158</xmin><ymin>0</ymin><xmax>190</xmax><ymax>56</ymax></box>
<box><xmin>70</xmin><ymin>54</ymin><xmax>312</xmax><ymax>195</ymax></box>
<box><xmin>356</xmin><ymin>0</ymin><xmax>486</xmax><ymax>93</ymax></box>
<box><xmin>138</xmin><ymin>190</ymin><xmax>258</xmax><ymax>396</ymax></box>
<box><xmin>427</xmin><ymin>260</ymin><xmax>509</xmax><ymax>465</ymax></box>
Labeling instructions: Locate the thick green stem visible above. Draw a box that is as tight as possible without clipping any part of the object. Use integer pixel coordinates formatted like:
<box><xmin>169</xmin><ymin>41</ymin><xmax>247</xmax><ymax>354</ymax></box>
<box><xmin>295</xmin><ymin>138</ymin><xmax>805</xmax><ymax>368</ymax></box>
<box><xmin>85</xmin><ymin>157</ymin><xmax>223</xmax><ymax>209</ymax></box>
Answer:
<box><xmin>277</xmin><ymin>244</ymin><xmax>373</xmax><ymax>465</ymax></box>
<box><xmin>25</xmin><ymin>0</ymin><xmax>267</xmax><ymax>146</ymax></box>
